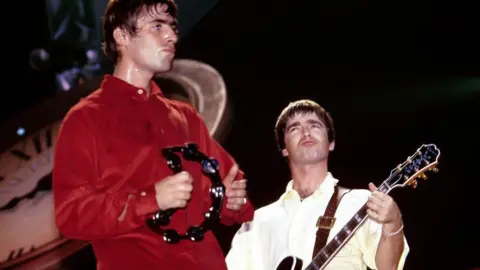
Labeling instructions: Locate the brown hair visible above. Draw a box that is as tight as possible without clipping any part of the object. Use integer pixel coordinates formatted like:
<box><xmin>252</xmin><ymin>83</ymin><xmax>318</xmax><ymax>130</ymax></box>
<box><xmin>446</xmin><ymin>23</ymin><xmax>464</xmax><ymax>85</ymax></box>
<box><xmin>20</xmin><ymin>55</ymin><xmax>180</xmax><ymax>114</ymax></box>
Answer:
<box><xmin>274</xmin><ymin>99</ymin><xmax>335</xmax><ymax>151</ymax></box>
<box><xmin>102</xmin><ymin>0</ymin><xmax>178</xmax><ymax>63</ymax></box>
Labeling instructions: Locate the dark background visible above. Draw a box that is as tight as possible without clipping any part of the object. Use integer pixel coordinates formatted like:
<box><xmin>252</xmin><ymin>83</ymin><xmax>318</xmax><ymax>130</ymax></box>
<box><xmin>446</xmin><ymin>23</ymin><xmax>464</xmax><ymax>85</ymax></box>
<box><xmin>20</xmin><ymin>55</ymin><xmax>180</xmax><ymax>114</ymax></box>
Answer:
<box><xmin>4</xmin><ymin>0</ymin><xmax>480</xmax><ymax>269</ymax></box>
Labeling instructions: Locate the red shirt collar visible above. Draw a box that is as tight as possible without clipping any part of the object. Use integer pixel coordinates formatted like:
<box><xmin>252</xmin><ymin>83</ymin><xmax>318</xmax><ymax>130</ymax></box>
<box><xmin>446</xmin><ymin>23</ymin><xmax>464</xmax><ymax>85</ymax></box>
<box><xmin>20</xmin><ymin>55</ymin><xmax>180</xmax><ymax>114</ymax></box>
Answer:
<box><xmin>101</xmin><ymin>75</ymin><xmax>163</xmax><ymax>101</ymax></box>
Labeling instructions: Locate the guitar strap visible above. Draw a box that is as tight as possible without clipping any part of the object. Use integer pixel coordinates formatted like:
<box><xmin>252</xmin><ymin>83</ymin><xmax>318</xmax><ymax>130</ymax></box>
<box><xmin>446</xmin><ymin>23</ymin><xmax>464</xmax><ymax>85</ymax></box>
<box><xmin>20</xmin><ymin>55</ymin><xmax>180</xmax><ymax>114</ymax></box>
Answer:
<box><xmin>312</xmin><ymin>185</ymin><xmax>347</xmax><ymax>259</ymax></box>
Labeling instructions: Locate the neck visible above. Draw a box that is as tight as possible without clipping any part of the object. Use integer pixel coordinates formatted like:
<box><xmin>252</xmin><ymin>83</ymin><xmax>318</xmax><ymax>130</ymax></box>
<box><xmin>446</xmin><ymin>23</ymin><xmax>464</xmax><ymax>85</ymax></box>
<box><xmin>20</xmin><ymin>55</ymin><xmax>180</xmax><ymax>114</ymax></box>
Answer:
<box><xmin>113</xmin><ymin>60</ymin><xmax>153</xmax><ymax>94</ymax></box>
<box><xmin>290</xmin><ymin>160</ymin><xmax>329</xmax><ymax>199</ymax></box>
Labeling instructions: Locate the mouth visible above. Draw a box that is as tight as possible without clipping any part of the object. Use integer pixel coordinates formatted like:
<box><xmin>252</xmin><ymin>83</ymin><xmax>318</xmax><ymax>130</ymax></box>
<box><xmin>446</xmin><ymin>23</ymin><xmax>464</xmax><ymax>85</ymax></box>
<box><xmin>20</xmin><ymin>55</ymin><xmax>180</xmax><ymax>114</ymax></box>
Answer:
<box><xmin>162</xmin><ymin>47</ymin><xmax>175</xmax><ymax>54</ymax></box>
<box><xmin>300</xmin><ymin>139</ymin><xmax>317</xmax><ymax>146</ymax></box>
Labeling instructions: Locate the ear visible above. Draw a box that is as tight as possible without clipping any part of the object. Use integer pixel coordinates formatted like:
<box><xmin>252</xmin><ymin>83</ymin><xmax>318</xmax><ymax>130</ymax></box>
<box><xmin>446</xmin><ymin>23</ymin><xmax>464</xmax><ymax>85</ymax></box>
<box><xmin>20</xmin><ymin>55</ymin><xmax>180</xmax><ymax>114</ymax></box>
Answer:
<box><xmin>113</xmin><ymin>27</ymin><xmax>129</xmax><ymax>47</ymax></box>
<box><xmin>328</xmin><ymin>141</ymin><xmax>335</xmax><ymax>151</ymax></box>
<box><xmin>281</xmin><ymin>149</ymin><xmax>288</xmax><ymax>157</ymax></box>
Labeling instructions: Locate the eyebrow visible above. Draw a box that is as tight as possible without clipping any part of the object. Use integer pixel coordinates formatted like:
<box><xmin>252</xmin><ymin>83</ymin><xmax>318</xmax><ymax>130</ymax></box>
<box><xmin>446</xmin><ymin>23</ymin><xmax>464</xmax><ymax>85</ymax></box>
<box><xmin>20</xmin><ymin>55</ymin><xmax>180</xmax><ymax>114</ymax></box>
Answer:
<box><xmin>285</xmin><ymin>119</ymin><xmax>324</xmax><ymax>130</ymax></box>
<box><xmin>149</xmin><ymin>18</ymin><xmax>177</xmax><ymax>27</ymax></box>
<box><xmin>151</xmin><ymin>18</ymin><xmax>169</xmax><ymax>24</ymax></box>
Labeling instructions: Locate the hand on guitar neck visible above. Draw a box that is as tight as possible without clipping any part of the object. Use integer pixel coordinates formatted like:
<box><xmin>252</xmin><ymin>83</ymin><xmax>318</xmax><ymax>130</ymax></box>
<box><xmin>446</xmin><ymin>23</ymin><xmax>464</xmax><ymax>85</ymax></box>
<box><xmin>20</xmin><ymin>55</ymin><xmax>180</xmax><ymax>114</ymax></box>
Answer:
<box><xmin>366</xmin><ymin>182</ymin><xmax>405</xmax><ymax>270</ymax></box>
<box><xmin>366</xmin><ymin>182</ymin><xmax>403</xmax><ymax>233</ymax></box>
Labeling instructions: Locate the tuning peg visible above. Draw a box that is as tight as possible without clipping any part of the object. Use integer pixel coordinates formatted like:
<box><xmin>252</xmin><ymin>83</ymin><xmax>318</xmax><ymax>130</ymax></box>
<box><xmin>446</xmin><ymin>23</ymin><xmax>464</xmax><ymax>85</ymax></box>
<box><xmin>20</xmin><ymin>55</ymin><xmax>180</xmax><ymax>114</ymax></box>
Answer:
<box><xmin>410</xmin><ymin>180</ymin><xmax>418</xmax><ymax>188</ymax></box>
<box><xmin>419</xmin><ymin>173</ymin><xmax>428</xmax><ymax>180</ymax></box>
<box><xmin>430</xmin><ymin>167</ymin><xmax>439</xmax><ymax>173</ymax></box>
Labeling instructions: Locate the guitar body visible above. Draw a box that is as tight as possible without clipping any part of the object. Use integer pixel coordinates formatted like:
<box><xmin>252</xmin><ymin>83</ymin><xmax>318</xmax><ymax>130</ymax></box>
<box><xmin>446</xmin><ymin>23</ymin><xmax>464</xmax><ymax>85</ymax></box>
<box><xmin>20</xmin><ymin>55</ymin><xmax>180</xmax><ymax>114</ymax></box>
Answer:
<box><xmin>276</xmin><ymin>256</ymin><xmax>304</xmax><ymax>270</ymax></box>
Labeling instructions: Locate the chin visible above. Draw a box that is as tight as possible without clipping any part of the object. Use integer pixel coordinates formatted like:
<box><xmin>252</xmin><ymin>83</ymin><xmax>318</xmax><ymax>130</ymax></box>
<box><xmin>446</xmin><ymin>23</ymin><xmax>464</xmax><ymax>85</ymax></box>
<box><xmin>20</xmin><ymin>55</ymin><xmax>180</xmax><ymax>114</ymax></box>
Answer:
<box><xmin>155</xmin><ymin>63</ymin><xmax>173</xmax><ymax>73</ymax></box>
<box><xmin>297</xmin><ymin>150</ymin><xmax>327</xmax><ymax>164</ymax></box>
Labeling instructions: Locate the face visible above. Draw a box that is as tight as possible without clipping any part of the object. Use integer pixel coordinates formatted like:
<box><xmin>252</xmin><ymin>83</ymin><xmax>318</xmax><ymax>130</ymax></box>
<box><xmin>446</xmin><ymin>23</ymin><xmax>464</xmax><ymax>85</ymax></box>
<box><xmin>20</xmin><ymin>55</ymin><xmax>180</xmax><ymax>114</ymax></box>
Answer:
<box><xmin>281</xmin><ymin>112</ymin><xmax>335</xmax><ymax>165</ymax></box>
<box><xmin>116</xmin><ymin>4</ymin><xmax>178</xmax><ymax>73</ymax></box>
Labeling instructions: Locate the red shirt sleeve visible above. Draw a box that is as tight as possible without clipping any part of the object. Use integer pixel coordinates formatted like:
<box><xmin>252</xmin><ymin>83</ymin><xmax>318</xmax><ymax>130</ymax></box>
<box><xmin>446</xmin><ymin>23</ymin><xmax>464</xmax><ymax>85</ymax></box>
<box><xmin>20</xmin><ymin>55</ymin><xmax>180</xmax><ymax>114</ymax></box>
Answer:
<box><xmin>53</xmin><ymin>110</ymin><xmax>159</xmax><ymax>240</ymax></box>
<box><xmin>188</xmin><ymin>108</ymin><xmax>254</xmax><ymax>226</ymax></box>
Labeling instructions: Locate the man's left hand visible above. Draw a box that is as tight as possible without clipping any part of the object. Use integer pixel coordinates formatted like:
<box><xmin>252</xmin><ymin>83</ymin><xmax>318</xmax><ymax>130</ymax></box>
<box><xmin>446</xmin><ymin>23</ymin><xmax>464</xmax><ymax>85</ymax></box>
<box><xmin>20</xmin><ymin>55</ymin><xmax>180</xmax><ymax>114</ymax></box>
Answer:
<box><xmin>366</xmin><ymin>183</ymin><xmax>402</xmax><ymax>228</ymax></box>
<box><xmin>223</xmin><ymin>164</ymin><xmax>248</xmax><ymax>211</ymax></box>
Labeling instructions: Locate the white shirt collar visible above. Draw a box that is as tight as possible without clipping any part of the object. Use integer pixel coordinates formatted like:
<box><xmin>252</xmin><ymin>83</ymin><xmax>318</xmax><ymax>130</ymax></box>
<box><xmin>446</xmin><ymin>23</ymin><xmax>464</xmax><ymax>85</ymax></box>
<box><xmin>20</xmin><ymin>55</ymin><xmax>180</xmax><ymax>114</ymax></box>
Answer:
<box><xmin>280</xmin><ymin>172</ymin><xmax>339</xmax><ymax>203</ymax></box>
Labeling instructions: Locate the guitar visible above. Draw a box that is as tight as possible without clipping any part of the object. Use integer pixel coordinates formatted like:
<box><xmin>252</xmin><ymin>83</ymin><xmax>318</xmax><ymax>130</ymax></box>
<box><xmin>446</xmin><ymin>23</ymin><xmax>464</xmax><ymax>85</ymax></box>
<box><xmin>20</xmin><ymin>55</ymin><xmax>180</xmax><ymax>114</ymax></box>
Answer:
<box><xmin>276</xmin><ymin>143</ymin><xmax>441</xmax><ymax>270</ymax></box>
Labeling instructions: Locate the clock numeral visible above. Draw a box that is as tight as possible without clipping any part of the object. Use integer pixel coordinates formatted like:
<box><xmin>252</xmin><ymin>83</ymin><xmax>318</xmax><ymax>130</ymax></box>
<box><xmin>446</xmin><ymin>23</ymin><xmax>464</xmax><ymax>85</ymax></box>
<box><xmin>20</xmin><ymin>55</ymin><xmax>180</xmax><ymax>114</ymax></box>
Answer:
<box><xmin>9</xmin><ymin>126</ymin><xmax>54</xmax><ymax>161</ymax></box>
<box><xmin>9</xmin><ymin>149</ymin><xmax>30</xmax><ymax>161</ymax></box>
<box><xmin>33</xmin><ymin>126</ymin><xmax>53</xmax><ymax>154</ymax></box>
<box><xmin>46</xmin><ymin>126</ymin><xmax>53</xmax><ymax>148</ymax></box>
<box><xmin>7</xmin><ymin>248</ymin><xmax>24</xmax><ymax>261</ymax></box>
<box><xmin>33</xmin><ymin>135</ymin><xmax>42</xmax><ymax>154</ymax></box>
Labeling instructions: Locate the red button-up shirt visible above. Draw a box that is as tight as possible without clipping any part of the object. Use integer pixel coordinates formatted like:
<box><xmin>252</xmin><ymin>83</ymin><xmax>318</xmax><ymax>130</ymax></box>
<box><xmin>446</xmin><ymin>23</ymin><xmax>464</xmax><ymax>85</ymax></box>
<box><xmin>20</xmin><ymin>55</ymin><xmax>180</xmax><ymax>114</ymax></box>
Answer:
<box><xmin>53</xmin><ymin>75</ymin><xmax>254</xmax><ymax>269</ymax></box>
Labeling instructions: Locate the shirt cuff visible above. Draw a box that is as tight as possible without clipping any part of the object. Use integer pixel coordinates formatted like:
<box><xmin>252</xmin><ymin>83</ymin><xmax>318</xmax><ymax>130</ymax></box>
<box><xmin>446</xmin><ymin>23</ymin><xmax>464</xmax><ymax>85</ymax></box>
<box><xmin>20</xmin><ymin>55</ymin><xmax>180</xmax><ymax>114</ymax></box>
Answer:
<box><xmin>220</xmin><ymin>198</ymin><xmax>254</xmax><ymax>226</ymax></box>
<box><xmin>133</xmin><ymin>185</ymin><xmax>159</xmax><ymax>217</ymax></box>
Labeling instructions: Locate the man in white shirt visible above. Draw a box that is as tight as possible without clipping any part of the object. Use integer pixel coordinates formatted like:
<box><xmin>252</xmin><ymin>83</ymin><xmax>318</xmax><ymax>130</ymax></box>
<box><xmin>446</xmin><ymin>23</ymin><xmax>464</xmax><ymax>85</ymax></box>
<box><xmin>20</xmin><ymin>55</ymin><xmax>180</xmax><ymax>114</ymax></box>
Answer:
<box><xmin>226</xmin><ymin>99</ymin><xmax>409</xmax><ymax>270</ymax></box>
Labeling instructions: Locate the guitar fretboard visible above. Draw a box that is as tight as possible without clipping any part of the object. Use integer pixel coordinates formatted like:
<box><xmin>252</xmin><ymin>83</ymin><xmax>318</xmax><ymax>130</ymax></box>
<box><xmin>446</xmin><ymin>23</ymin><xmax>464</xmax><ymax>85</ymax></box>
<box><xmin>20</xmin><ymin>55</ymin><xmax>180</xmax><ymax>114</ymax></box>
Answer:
<box><xmin>307</xmin><ymin>183</ymin><xmax>390</xmax><ymax>269</ymax></box>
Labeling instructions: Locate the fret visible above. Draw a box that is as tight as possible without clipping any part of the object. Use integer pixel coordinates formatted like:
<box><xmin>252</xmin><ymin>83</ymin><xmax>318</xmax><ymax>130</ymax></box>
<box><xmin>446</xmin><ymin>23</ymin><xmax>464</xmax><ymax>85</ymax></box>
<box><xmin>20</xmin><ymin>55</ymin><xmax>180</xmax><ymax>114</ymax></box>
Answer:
<box><xmin>314</xmin><ymin>251</ymin><xmax>327</xmax><ymax>265</ymax></box>
<box><xmin>338</xmin><ymin>228</ymin><xmax>348</xmax><ymax>238</ymax></box>
<box><xmin>378</xmin><ymin>182</ymin><xmax>390</xmax><ymax>193</ymax></box>
<box><xmin>313</xmin><ymin>250</ymin><xmax>327</xmax><ymax>266</ymax></box>
<box><xmin>378</xmin><ymin>183</ymin><xmax>390</xmax><ymax>193</ymax></box>
<box><xmin>353</xmin><ymin>214</ymin><xmax>361</xmax><ymax>223</ymax></box>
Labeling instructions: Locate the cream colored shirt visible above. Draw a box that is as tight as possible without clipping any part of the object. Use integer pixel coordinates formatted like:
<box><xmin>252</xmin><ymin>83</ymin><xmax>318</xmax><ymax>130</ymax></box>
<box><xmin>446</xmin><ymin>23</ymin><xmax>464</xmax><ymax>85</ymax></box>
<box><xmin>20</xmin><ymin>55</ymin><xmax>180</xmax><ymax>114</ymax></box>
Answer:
<box><xmin>225</xmin><ymin>173</ymin><xmax>409</xmax><ymax>270</ymax></box>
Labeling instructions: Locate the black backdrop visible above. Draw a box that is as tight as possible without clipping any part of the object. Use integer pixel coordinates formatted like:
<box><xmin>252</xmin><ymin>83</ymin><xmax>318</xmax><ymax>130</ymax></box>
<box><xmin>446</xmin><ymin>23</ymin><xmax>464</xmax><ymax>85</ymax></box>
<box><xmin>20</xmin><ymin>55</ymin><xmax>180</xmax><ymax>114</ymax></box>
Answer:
<box><xmin>4</xmin><ymin>0</ymin><xmax>480</xmax><ymax>269</ymax></box>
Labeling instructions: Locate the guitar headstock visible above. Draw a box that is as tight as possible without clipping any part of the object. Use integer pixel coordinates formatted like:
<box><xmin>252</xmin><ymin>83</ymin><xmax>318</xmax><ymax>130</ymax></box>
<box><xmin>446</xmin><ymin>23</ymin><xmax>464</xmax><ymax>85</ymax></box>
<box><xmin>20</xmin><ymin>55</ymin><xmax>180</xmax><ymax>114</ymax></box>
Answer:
<box><xmin>386</xmin><ymin>144</ymin><xmax>440</xmax><ymax>190</ymax></box>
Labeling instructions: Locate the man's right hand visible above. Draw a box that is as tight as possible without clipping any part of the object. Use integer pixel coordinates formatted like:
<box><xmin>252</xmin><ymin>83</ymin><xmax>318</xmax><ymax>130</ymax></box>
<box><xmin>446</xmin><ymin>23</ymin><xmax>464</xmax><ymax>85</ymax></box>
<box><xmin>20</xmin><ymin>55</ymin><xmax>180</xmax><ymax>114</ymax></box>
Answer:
<box><xmin>154</xmin><ymin>171</ymin><xmax>194</xmax><ymax>210</ymax></box>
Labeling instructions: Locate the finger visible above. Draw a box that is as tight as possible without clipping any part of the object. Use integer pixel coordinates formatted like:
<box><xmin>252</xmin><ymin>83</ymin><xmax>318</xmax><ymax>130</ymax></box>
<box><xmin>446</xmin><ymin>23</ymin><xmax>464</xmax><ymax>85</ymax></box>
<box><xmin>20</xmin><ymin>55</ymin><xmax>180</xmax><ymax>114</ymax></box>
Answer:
<box><xmin>367</xmin><ymin>209</ymin><xmax>381</xmax><ymax>223</ymax></box>
<box><xmin>370</xmin><ymin>207</ymin><xmax>388</xmax><ymax>223</ymax></box>
<box><xmin>226</xmin><ymin>203</ymin><xmax>241</xmax><ymax>210</ymax></box>
<box><xmin>175</xmin><ymin>191</ymin><xmax>192</xmax><ymax>200</ymax></box>
<box><xmin>227</xmin><ymin>189</ymin><xmax>247</xmax><ymax>198</ymax></box>
<box><xmin>366</xmin><ymin>200</ymin><xmax>380</xmax><ymax>212</ymax></box>
<box><xmin>172</xmin><ymin>171</ymin><xmax>194</xmax><ymax>183</ymax></box>
<box><xmin>368</xmin><ymin>194</ymin><xmax>384</xmax><ymax>206</ymax></box>
<box><xmin>372</xmin><ymin>191</ymin><xmax>389</xmax><ymax>202</ymax></box>
<box><xmin>369</xmin><ymin>183</ymin><xmax>391</xmax><ymax>200</ymax></box>
<box><xmin>177</xmin><ymin>183</ymin><xmax>193</xmax><ymax>192</ymax></box>
<box><xmin>226</xmin><ymin>201</ymin><xmax>244</xmax><ymax>210</ymax></box>
<box><xmin>231</xmin><ymin>179</ymin><xmax>247</xmax><ymax>189</ymax></box>
<box><xmin>368</xmin><ymin>182</ymin><xmax>377</xmax><ymax>192</ymax></box>
<box><xmin>368</xmin><ymin>183</ymin><xmax>384</xmax><ymax>201</ymax></box>
<box><xmin>223</xmin><ymin>164</ymin><xmax>239</xmax><ymax>187</ymax></box>
<box><xmin>370</xmin><ymin>192</ymin><xmax>387</xmax><ymax>203</ymax></box>
<box><xmin>229</xmin><ymin>197</ymin><xmax>246</xmax><ymax>205</ymax></box>
<box><xmin>376</xmin><ymin>192</ymin><xmax>391</xmax><ymax>202</ymax></box>
<box><xmin>227</xmin><ymin>197</ymin><xmax>247</xmax><ymax>209</ymax></box>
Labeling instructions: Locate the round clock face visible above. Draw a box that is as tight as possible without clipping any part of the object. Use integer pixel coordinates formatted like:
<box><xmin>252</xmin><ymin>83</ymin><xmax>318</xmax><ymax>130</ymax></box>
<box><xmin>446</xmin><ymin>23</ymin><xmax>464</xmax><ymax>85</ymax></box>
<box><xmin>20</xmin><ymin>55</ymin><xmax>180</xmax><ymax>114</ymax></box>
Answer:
<box><xmin>0</xmin><ymin>121</ymin><xmax>67</xmax><ymax>267</ymax></box>
<box><xmin>0</xmin><ymin>59</ymin><xmax>230</xmax><ymax>268</ymax></box>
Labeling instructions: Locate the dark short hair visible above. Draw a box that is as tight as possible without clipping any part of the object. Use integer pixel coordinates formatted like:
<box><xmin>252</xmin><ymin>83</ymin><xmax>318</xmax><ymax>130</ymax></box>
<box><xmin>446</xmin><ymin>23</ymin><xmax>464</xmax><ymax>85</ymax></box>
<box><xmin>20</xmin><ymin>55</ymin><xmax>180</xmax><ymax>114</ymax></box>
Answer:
<box><xmin>274</xmin><ymin>99</ymin><xmax>335</xmax><ymax>151</ymax></box>
<box><xmin>102</xmin><ymin>0</ymin><xmax>178</xmax><ymax>63</ymax></box>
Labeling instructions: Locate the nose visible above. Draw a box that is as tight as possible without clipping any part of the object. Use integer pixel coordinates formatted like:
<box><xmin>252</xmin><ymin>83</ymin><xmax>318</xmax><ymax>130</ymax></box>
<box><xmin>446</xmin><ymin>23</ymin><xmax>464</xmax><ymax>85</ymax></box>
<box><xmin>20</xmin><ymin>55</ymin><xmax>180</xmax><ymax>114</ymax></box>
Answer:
<box><xmin>164</xmin><ymin>26</ymin><xmax>178</xmax><ymax>44</ymax></box>
<box><xmin>301</xmin><ymin>126</ymin><xmax>311</xmax><ymax>137</ymax></box>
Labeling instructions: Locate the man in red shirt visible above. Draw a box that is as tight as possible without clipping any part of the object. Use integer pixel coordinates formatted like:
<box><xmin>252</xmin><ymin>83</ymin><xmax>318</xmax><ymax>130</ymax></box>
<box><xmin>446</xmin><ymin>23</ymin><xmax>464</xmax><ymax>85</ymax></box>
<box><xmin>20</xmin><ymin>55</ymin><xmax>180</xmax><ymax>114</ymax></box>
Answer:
<box><xmin>52</xmin><ymin>0</ymin><xmax>254</xmax><ymax>269</ymax></box>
